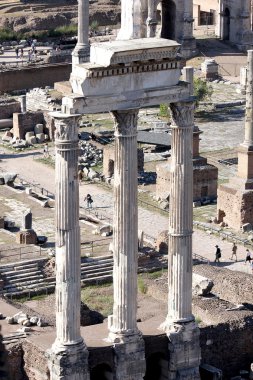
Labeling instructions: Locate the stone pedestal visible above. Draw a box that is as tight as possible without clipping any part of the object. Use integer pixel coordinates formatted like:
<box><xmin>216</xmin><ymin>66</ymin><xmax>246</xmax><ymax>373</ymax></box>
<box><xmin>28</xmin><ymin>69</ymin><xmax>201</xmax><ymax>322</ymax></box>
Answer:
<box><xmin>201</xmin><ymin>59</ymin><xmax>219</xmax><ymax>81</ymax></box>
<box><xmin>160</xmin><ymin>101</ymin><xmax>201</xmax><ymax>379</ymax></box>
<box><xmin>47</xmin><ymin>114</ymin><xmax>89</xmax><ymax>380</ymax></box>
<box><xmin>16</xmin><ymin>229</ymin><xmax>37</xmax><ymax>245</ymax></box>
<box><xmin>108</xmin><ymin>109</ymin><xmax>146</xmax><ymax>379</ymax></box>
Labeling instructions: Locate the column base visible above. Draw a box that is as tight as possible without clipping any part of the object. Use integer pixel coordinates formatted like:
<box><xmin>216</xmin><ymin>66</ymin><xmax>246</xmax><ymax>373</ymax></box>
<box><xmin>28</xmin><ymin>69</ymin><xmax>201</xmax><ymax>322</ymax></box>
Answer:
<box><xmin>47</xmin><ymin>341</ymin><xmax>90</xmax><ymax>380</ymax></box>
<box><xmin>160</xmin><ymin>319</ymin><xmax>201</xmax><ymax>380</ymax></box>
<box><xmin>72</xmin><ymin>45</ymin><xmax>90</xmax><ymax>65</ymax></box>
<box><xmin>107</xmin><ymin>328</ymin><xmax>146</xmax><ymax>380</ymax></box>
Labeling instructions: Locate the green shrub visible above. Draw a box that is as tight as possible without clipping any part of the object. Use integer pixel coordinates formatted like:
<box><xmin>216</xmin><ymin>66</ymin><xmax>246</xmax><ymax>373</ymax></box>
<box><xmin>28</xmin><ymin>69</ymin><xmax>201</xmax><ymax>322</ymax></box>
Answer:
<box><xmin>138</xmin><ymin>276</ymin><xmax>148</xmax><ymax>294</ymax></box>
<box><xmin>194</xmin><ymin>78</ymin><xmax>213</xmax><ymax>107</ymax></box>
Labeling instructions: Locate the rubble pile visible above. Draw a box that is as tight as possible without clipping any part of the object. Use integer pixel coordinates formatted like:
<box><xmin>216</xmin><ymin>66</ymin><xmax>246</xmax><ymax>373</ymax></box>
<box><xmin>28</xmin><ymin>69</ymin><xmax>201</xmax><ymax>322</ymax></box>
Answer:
<box><xmin>2</xmin><ymin>123</ymin><xmax>49</xmax><ymax>148</ymax></box>
<box><xmin>79</xmin><ymin>140</ymin><xmax>103</xmax><ymax>180</ymax></box>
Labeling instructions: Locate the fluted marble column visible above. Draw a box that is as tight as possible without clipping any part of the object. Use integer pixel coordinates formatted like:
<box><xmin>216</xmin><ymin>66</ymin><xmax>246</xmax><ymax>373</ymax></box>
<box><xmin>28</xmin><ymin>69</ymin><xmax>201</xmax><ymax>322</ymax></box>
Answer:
<box><xmin>108</xmin><ymin>109</ymin><xmax>145</xmax><ymax>380</ymax></box>
<box><xmin>48</xmin><ymin>114</ymin><xmax>90</xmax><ymax>380</ymax></box>
<box><xmin>72</xmin><ymin>0</ymin><xmax>90</xmax><ymax>65</ymax></box>
<box><xmin>117</xmin><ymin>0</ymin><xmax>142</xmax><ymax>40</ymax></box>
<box><xmin>238</xmin><ymin>50</ymin><xmax>253</xmax><ymax>186</ymax></box>
<box><xmin>161</xmin><ymin>102</ymin><xmax>201</xmax><ymax>380</ymax></box>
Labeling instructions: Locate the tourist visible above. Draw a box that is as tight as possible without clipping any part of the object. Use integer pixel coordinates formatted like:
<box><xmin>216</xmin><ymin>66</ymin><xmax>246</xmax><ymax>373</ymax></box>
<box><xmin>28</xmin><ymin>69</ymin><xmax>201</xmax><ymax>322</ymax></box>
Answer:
<box><xmin>28</xmin><ymin>50</ymin><xmax>32</xmax><ymax>62</ymax></box>
<box><xmin>19</xmin><ymin>48</ymin><xmax>24</xmax><ymax>60</ymax></box>
<box><xmin>230</xmin><ymin>242</ymin><xmax>237</xmax><ymax>261</ymax></box>
<box><xmin>245</xmin><ymin>249</ymin><xmax>252</xmax><ymax>264</ymax></box>
<box><xmin>214</xmin><ymin>245</ymin><xmax>221</xmax><ymax>263</ymax></box>
<box><xmin>43</xmin><ymin>143</ymin><xmax>49</xmax><ymax>158</ymax></box>
<box><xmin>15</xmin><ymin>47</ymin><xmax>19</xmax><ymax>58</ymax></box>
<box><xmin>78</xmin><ymin>169</ymin><xmax>83</xmax><ymax>184</ymax></box>
<box><xmin>84</xmin><ymin>193</ymin><xmax>93</xmax><ymax>208</ymax></box>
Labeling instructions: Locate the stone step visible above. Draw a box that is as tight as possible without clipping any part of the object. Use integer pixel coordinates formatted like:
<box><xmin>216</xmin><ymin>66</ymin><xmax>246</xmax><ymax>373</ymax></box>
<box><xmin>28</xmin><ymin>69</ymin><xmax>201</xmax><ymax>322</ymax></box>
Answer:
<box><xmin>81</xmin><ymin>270</ymin><xmax>112</xmax><ymax>279</ymax></box>
<box><xmin>6</xmin><ymin>273</ymin><xmax>44</xmax><ymax>284</ymax></box>
<box><xmin>81</xmin><ymin>265</ymin><xmax>113</xmax><ymax>276</ymax></box>
<box><xmin>4</xmin><ymin>277</ymin><xmax>45</xmax><ymax>289</ymax></box>
<box><xmin>14</xmin><ymin>263</ymin><xmax>39</xmax><ymax>271</ymax></box>
<box><xmin>3</xmin><ymin>284</ymin><xmax>56</xmax><ymax>297</ymax></box>
<box><xmin>0</xmin><ymin>257</ymin><xmax>45</xmax><ymax>271</ymax></box>
<box><xmin>1</xmin><ymin>269</ymin><xmax>40</xmax><ymax>278</ymax></box>
<box><xmin>81</xmin><ymin>258</ymin><xmax>113</xmax><ymax>268</ymax></box>
<box><xmin>81</xmin><ymin>274</ymin><xmax>113</xmax><ymax>285</ymax></box>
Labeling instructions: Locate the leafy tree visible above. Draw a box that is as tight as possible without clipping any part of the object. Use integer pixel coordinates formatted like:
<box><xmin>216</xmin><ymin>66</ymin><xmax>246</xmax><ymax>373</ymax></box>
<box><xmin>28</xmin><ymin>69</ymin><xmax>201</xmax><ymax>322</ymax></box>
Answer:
<box><xmin>194</xmin><ymin>78</ymin><xmax>213</xmax><ymax>107</ymax></box>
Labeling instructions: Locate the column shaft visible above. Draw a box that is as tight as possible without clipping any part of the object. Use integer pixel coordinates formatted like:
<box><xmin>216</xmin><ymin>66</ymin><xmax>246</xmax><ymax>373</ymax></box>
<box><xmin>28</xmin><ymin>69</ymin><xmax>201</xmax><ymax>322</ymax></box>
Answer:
<box><xmin>54</xmin><ymin>116</ymin><xmax>82</xmax><ymax>346</ymax></box>
<box><xmin>244</xmin><ymin>50</ymin><xmax>253</xmax><ymax>147</ymax></box>
<box><xmin>77</xmin><ymin>0</ymin><xmax>89</xmax><ymax>47</ymax></box>
<box><xmin>167</xmin><ymin>102</ymin><xmax>194</xmax><ymax>323</ymax></box>
<box><xmin>48</xmin><ymin>115</ymin><xmax>90</xmax><ymax>380</ymax></box>
<box><xmin>72</xmin><ymin>0</ymin><xmax>89</xmax><ymax>64</ymax></box>
<box><xmin>109</xmin><ymin>110</ymin><xmax>139</xmax><ymax>338</ymax></box>
<box><xmin>117</xmin><ymin>0</ymin><xmax>142</xmax><ymax>40</ymax></box>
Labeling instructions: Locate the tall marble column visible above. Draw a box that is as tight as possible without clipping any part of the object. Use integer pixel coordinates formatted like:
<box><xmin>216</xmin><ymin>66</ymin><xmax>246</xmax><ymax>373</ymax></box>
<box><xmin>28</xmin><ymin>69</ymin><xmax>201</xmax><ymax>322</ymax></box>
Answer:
<box><xmin>181</xmin><ymin>0</ymin><xmax>196</xmax><ymax>58</ymax></box>
<box><xmin>48</xmin><ymin>114</ymin><xmax>90</xmax><ymax>380</ymax></box>
<box><xmin>146</xmin><ymin>0</ymin><xmax>157</xmax><ymax>37</ymax></box>
<box><xmin>238</xmin><ymin>49</ymin><xmax>253</xmax><ymax>187</ymax></box>
<box><xmin>161</xmin><ymin>102</ymin><xmax>201</xmax><ymax>380</ymax></box>
<box><xmin>108</xmin><ymin>109</ymin><xmax>146</xmax><ymax>380</ymax></box>
<box><xmin>117</xmin><ymin>0</ymin><xmax>142</xmax><ymax>40</ymax></box>
<box><xmin>72</xmin><ymin>0</ymin><xmax>90</xmax><ymax>65</ymax></box>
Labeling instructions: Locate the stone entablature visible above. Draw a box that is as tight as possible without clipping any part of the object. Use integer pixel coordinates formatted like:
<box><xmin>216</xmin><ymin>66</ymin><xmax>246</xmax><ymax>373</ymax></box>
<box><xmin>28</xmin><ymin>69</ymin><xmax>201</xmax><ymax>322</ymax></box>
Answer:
<box><xmin>90</xmin><ymin>38</ymin><xmax>180</xmax><ymax>66</ymax></box>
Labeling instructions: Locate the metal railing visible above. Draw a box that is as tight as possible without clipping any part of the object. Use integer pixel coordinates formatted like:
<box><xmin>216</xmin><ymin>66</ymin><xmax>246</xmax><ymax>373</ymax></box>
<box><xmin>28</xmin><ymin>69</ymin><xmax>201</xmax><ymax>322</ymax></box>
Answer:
<box><xmin>0</xmin><ymin>245</ymin><xmax>44</xmax><ymax>263</ymax></box>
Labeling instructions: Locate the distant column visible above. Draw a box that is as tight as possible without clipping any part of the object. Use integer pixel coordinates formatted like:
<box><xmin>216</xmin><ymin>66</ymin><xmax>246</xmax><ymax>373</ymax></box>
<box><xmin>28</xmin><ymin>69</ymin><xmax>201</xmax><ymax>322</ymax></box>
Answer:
<box><xmin>48</xmin><ymin>114</ymin><xmax>90</xmax><ymax>380</ymax></box>
<box><xmin>108</xmin><ymin>109</ymin><xmax>145</xmax><ymax>380</ymax></box>
<box><xmin>161</xmin><ymin>101</ymin><xmax>201</xmax><ymax>379</ymax></box>
<box><xmin>72</xmin><ymin>0</ymin><xmax>90</xmax><ymax>65</ymax></box>
<box><xmin>146</xmin><ymin>0</ymin><xmax>157</xmax><ymax>37</ymax></box>
<box><xmin>20</xmin><ymin>95</ymin><xmax>26</xmax><ymax>113</ymax></box>
<box><xmin>238</xmin><ymin>49</ymin><xmax>253</xmax><ymax>186</ymax></box>
<box><xmin>117</xmin><ymin>0</ymin><xmax>142</xmax><ymax>40</ymax></box>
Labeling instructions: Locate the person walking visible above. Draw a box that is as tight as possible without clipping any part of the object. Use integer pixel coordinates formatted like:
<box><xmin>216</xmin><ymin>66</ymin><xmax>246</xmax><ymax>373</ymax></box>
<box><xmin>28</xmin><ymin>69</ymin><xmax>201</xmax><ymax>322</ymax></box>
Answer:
<box><xmin>15</xmin><ymin>47</ymin><xmax>19</xmax><ymax>58</ymax></box>
<box><xmin>230</xmin><ymin>242</ymin><xmax>238</xmax><ymax>261</ymax></box>
<box><xmin>215</xmin><ymin>245</ymin><xmax>221</xmax><ymax>263</ymax></box>
<box><xmin>43</xmin><ymin>143</ymin><xmax>49</xmax><ymax>158</ymax></box>
<box><xmin>78</xmin><ymin>169</ymin><xmax>83</xmax><ymax>184</ymax></box>
<box><xmin>245</xmin><ymin>249</ymin><xmax>252</xmax><ymax>264</ymax></box>
<box><xmin>84</xmin><ymin>194</ymin><xmax>93</xmax><ymax>208</ymax></box>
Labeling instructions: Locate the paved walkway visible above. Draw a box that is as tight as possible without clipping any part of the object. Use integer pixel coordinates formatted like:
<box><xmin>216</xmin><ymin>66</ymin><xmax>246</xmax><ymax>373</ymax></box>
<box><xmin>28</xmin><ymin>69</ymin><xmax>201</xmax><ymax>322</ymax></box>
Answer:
<box><xmin>0</xmin><ymin>148</ymin><xmax>251</xmax><ymax>275</ymax></box>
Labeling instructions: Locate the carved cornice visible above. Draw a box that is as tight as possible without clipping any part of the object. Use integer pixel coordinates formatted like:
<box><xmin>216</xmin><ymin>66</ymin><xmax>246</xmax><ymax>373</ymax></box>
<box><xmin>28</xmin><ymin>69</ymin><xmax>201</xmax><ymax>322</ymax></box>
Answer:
<box><xmin>87</xmin><ymin>59</ymin><xmax>180</xmax><ymax>79</ymax></box>
<box><xmin>111</xmin><ymin>110</ymin><xmax>139</xmax><ymax>137</ymax></box>
<box><xmin>54</xmin><ymin>116</ymin><xmax>80</xmax><ymax>142</ymax></box>
<box><xmin>170</xmin><ymin>102</ymin><xmax>195</xmax><ymax>128</ymax></box>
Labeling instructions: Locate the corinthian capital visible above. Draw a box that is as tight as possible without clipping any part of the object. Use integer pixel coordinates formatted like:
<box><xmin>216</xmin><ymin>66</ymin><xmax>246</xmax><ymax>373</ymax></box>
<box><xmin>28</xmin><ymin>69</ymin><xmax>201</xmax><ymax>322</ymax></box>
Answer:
<box><xmin>54</xmin><ymin>115</ymin><xmax>80</xmax><ymax>142</ymax></box>
<box><xmin>170</xmin><ymin>102</ymin><xmax>195</xmax><ymax>128</ymax></box>
<box><xmin>111</xmin><ymin>109</ymin><xmax>139</xmax><ymax>137</ymax></box>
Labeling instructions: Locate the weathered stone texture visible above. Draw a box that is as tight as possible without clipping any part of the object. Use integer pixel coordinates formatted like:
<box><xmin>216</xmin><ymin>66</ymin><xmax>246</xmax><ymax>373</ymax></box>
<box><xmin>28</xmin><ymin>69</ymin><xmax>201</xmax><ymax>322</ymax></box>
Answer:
<box><xmin>0</xmin><ymin>99</ymin><xmax>21</xmax><ymax>119</ymax></box>
<box><xmin>156</xmin><ymin>160</ymin><xmax>218</xmax><ymax>202</ymax></box>
<box><xmin>217</xmin><ymin>185</ymin><xmax>253</xmax><ymax>230</ymax></box>
<box><xmin>13</xmin><ymin>112</ymin><xmax>44</xmax><ymax>140</ymax></box>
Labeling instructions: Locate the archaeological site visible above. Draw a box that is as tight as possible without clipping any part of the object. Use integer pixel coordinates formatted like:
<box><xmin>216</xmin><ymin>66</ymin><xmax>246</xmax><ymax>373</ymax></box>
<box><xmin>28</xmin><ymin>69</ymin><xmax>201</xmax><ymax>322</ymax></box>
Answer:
<box><xmin>1</xmin><ymin>0</ymin><xmax>253</xmax><ymax>380</ymax></box>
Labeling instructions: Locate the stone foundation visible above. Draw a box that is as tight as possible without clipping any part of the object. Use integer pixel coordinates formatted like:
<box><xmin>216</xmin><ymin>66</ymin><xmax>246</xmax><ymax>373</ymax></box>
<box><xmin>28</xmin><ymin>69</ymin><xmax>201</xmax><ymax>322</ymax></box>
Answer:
<box><xmin>156</xmin><ymin>158</ymin><xmax>218</xmax><ymax>202</ymax></box>
<box><xmin>217</xmin><ymin>182</ymin><xmax>253</xmax><ymax>230</ymax></box>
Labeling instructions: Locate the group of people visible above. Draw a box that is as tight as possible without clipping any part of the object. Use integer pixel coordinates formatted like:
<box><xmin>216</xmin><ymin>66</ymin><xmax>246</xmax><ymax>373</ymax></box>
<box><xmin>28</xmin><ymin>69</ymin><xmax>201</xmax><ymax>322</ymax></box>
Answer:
<box><xmin>15</xmin><ymin>44</ymin><xmax>37</xmax><ymax>61</ymax></box>
<box><xmin>214</xmin><ymin>243</ymin><xmax>253</xmax><ymax>271</ymax></box>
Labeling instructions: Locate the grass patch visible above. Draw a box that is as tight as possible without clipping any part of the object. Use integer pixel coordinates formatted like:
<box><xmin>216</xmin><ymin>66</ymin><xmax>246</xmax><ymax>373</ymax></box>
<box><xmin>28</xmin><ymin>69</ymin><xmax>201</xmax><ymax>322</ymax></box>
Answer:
<box><xmin>35</xmin><ymin>157</ymin><xmax>55</xmax><ymax>168</ymax></box>
<box><xmin>81</xmin><ymin>284</ymin><xmax>113</xmax><ymax>317</ymax></box>
<box><xmin>138</xmin><ymin>276</ymin><xmax>148</xmax><ymax>294</ymax></box>
<box><xmin>14</xmin><ymin>293</ymin><xmax>47</xmax><ymax>303</ymax></box>
<box><xmin>146</xmin><ymin>269</ymin><xmax>167</xmax><ymax>280</ymax></box>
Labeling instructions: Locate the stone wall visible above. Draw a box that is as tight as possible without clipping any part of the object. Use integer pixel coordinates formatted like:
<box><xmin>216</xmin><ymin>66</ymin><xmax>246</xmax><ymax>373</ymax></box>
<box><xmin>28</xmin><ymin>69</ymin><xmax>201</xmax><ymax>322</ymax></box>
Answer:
<box><xmin>0</xmin><ymin>327</ymin><xmax>9</xmax><ymax>380</ymax></box>
<box><xmin>13</xmin><ymin>112</ymin><xmax>44</xmax><ymax>139</ymax></box>
<box><xmin>217</xmin><ymin>184</ymin><xmax>253</xmax><ymax>230</ymax></box>
<box><xmin>0</xmin><ymin>64</ymin><xmax>71</xmax><ymax>93</ymax></box>
<box><xmin>0</xmin><ymin>99</ymin><xmax>21</xmax><ymax>119</ymax></box>
<box><xmin>23</xmin><ymin>340</ymin><xmax>49</xmax><ymax>380</ymax></box>
<box><xmin>156</xmin><ymin>160</ymin><xmax>218</xmax><ymax>202</ymax></box>
<box><xmin>103</xmin><ymin>145</ymin><xmax>144</xmax><ymax>177</ymax></box>
<box><xmin>6</xmin><ymin>343</ymin><xmax>24</xmax><ymax>380</ymax></box>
